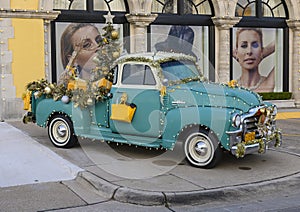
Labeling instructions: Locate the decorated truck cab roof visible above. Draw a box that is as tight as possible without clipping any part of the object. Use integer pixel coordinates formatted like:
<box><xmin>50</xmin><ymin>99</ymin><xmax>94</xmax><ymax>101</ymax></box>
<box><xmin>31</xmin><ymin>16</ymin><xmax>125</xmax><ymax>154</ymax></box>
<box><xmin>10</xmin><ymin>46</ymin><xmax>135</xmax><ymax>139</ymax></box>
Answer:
<box><xmin>23</xmin><ymin>52</ymin><xmax>282</xmax><ymax>168</ymax></box>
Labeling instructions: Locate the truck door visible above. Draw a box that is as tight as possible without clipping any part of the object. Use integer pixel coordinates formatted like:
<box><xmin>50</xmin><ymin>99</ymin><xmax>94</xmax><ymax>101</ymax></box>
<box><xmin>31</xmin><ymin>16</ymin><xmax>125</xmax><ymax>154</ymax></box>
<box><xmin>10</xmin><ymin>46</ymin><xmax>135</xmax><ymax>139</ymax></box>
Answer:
<box><xmin>110</xmin><ymin>63</ymin><xmax>161</xmax><ymax>138</ymax></box>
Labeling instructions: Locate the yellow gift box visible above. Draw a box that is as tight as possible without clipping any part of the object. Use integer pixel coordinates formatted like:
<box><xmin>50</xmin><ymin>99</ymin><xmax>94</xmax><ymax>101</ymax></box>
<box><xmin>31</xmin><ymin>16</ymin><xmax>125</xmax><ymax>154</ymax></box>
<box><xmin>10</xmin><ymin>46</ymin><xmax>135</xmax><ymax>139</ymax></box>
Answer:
<box><xmin>67</xmin><ymin>78</ymin><xmax>87</xmax><ymax>91</ymax></box>
<box><xmin>93</xmin><ymin>78</ymin><xmax>112</xmax><ymax>90</ymax></box>
<box><xmin>23</xmin><ymin>91</ymin><xmax>31</xmax><ymax>110</ymax></box>
<box><xmin>110</xmin><ymin>104</ymin><xmax>136</xmax><ymax>123</ymax></box>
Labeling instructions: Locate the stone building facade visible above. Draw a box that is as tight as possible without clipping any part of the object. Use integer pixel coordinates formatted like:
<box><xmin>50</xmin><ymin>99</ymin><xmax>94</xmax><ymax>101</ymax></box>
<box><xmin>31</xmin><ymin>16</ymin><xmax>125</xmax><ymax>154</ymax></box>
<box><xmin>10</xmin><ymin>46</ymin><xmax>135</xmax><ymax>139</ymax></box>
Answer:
<box><xmin>0</xmin><ymin>0</ymin><xmax>300</xmax><ymax>120</ymax></box>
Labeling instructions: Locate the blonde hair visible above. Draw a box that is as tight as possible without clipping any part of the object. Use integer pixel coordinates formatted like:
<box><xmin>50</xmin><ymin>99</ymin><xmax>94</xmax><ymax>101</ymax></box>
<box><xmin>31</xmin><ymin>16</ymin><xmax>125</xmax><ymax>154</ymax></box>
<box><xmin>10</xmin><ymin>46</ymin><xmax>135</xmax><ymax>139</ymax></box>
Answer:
<box><xmin>60</xmin><ymin>23</ymin><xmax>98</xmax><ymax>68</ymax></box>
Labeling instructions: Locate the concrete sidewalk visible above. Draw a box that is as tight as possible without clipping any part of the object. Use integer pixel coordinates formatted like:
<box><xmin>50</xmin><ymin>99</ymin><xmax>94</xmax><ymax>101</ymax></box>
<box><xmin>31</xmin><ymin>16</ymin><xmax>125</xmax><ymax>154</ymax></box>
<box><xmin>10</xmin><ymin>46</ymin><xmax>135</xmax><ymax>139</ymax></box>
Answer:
<box><xmin>1</xmin><ymin>110</ymin><xmax>300</xmax><ymax>206</ymax></box>
<box><xmin>0</xmin><ymin>122</ymin><xmax>83</xmax><ymax>188</ymax></box>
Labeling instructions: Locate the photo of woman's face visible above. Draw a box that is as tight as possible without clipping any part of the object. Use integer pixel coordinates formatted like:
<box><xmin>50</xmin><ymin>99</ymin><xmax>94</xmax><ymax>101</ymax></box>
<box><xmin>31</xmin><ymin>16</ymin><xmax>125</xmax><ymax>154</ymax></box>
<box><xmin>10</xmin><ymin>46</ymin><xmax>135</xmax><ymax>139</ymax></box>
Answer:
<box><xmin>70</xmin><ymin>25</ymin><xmax>101</xmax><ymax>71</ymax></box>
<box><xmin>236</xmin><ymin>30</ymin><xmax>263</xmax><ymax>70</ymax></box>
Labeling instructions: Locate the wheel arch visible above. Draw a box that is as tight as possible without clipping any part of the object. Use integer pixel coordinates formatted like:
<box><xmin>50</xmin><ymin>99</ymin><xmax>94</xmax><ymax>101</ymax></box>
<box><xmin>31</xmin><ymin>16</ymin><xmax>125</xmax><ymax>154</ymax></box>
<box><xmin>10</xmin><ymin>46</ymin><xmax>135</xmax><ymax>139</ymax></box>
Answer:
<box><xmin>35</xmin><ymin>98</ymin><xmax>73</xmax><ymax>127</ymax></box>
<box><xmin>47</xmin><ymin>111</ymin><xmax>72</xmax><ymax>127</ymax></box>
<box><xmin>177</xmin><ymin>124</ymin><xmax>220</xmax><ymax>146</ymax></box>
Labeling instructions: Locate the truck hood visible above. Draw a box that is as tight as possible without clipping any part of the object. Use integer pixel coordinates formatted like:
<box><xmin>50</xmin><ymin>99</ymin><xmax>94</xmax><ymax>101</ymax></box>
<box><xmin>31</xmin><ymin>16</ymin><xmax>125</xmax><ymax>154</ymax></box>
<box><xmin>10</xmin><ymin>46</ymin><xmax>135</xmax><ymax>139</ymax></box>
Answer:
<box><xmin>167</xmin><ymin>81</ymin><xmax>263</xmax><ymax>112</ymax></box>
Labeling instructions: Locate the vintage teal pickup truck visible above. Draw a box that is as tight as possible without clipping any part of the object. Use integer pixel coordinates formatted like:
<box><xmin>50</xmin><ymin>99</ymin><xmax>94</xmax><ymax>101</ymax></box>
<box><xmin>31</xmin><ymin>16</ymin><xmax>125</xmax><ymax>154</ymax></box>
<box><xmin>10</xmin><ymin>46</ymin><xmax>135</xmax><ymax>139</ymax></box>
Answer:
<box><xmin>23</xmin><ymin>52</ymin><xmax>282</xmax><ymax>168</ymax></box>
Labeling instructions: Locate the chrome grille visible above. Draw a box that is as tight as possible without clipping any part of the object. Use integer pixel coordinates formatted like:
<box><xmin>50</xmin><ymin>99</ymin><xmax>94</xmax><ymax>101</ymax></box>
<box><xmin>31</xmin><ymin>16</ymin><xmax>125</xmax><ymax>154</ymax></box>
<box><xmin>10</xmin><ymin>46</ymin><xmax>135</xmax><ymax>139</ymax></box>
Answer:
<box><xmin>243</xmin><ymin>114</ymin><xmax>260</xmax><ymax>134</ymax></box>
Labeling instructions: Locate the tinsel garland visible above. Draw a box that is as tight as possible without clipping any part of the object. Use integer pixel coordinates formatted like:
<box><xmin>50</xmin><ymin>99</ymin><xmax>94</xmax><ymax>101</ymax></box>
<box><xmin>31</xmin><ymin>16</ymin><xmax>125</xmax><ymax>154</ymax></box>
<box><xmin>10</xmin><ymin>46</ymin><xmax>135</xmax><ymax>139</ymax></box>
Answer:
<box><xmin>25</xmin><ymin>79</ymin><xmax>73</xmax><ymax>100</ymax></box>
<box><xmin>24</xmin><ymin>78</ymin><xmax>112</xmax><ymax>109</ymax></box>
<box><xmin>114</xmin><ymin>52</ymin><xmax>206</xmax><ymax>87</ymax></box>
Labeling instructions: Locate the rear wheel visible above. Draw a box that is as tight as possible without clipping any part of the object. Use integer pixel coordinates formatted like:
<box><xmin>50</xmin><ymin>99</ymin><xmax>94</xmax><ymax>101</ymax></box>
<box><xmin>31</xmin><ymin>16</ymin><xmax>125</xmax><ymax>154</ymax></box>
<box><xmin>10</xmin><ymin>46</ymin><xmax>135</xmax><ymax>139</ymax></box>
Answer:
<box><xmin>48</xmin><ymin>115</ymin><xmax>78</xmax><ymax>148</ymax></box>
<box><xmin>182</xmin><ymin>126</ymin><xmax>222</xmax><ymax>168</ymax></box>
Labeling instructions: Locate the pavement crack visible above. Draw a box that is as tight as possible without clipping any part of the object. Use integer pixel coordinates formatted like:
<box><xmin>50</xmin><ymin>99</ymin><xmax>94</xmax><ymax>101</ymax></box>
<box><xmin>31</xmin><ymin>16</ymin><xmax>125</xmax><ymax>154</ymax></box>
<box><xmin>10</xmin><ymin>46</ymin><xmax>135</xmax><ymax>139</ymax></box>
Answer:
<box><xmin>169</xmin><ymin>173</ymin><xmax>205</xmax><ymax>190</ymax></box>
<box><xmin>269</xmin><ymin>148</ymin><xmax>300</xmax><ymax>157</ymax></box>
<box><xmin>162</xmin><ymin>192</ymin><xmax>173</xmax><ymax>210</ymax></box>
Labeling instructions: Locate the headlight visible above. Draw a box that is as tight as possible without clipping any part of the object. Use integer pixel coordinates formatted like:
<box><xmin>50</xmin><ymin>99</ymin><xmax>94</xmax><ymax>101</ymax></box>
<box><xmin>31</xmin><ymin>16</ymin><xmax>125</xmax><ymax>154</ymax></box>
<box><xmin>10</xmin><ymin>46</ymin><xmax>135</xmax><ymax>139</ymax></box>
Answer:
<box><xmin>232</xmin><ymin>113</ymin><xmax>241</xmax><ymax>128</ymax></box>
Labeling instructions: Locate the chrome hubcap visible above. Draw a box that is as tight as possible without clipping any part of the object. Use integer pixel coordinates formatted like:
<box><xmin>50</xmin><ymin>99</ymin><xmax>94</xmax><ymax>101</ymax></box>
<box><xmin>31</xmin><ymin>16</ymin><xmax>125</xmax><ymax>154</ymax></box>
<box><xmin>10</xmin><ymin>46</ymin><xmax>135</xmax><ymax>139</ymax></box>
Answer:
<box><xmin>194</xmin><ymin>141</ymin><xmax>208</xmax><ymax>156</ymax></box>
<box><xmin>56</xmin><ymin>124</ymin><xmax>67</xmax><ymax>137</ymax></box>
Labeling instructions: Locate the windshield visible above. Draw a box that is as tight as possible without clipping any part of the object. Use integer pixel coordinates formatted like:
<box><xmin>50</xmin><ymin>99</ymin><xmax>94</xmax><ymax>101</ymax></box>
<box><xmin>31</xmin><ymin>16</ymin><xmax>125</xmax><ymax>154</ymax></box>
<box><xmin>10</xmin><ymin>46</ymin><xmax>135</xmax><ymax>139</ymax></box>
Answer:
<box><xmin>160</xmin><ymin>60</ymin><xmax>200</xmax><ymax>82</ymax></box>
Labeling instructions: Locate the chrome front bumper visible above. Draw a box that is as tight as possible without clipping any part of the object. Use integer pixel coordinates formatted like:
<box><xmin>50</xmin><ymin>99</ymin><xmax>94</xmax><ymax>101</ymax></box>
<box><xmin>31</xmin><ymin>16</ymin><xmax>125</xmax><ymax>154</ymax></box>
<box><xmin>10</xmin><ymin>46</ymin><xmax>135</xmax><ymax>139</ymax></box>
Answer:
<box><xmin>230</xmin><ymin>130</ymin><xmax>282</xmax><ymax>158</ymax></box>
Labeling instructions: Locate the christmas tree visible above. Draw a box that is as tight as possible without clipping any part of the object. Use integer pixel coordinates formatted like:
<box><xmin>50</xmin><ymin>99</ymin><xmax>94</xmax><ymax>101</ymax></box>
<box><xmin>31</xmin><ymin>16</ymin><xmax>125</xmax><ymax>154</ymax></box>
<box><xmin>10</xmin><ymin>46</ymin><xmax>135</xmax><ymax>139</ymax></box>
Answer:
<box><xmin>24</xmin><ymin>12</ymin><xmax>122</xmax><ymax>109</ymax></box>
<box><xmin>71</xmin><ymin>11</ymin><xmax>121</xmax><ymax>107</ymax></box>
<box><xmin>92</xmin><ymin>12</ymin><xmax>121</xmax><ymax>82</ymax></box>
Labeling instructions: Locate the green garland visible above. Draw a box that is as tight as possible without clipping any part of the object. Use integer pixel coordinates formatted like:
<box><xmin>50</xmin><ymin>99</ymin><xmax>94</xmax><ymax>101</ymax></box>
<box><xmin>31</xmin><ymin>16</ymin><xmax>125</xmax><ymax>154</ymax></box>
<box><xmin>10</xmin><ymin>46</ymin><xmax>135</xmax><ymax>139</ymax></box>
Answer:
<box><xmin>26</xmin><ymin>79</ymin><xmax>73</xmax><ymax>100</ymax></box>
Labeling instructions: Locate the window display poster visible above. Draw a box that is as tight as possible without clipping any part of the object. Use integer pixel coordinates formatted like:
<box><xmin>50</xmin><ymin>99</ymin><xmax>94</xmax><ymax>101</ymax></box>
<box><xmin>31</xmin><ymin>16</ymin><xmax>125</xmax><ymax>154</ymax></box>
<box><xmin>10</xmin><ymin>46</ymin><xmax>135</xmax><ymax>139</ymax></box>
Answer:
<box><xmin>232</xmin><ymin>27</ymin><xmax>283</xmax><ymax>92</ymax></box>
<box><xmin>150</xmin><ymin>25</ymin><xmax>211</xmax><ymax>80</ymax></box>
<box><xmin>55</xmin><ymin>22</ymin><xmax>123</xmax><ymax>81</ymax></box>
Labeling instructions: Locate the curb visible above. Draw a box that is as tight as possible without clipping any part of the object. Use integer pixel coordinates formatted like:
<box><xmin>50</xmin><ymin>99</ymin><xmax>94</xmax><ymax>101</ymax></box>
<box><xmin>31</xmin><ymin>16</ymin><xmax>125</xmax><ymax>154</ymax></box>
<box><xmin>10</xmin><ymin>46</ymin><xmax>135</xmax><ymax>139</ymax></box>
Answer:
<box><xmin>77</xmin><ymin>171</ymin><xmax>119</xmax><ymax>199</ymax></box>
<box><xmin>77</xmin><ymin>170</ymin><xmax>300</xmax><ymax>206</ymax></box>
<box><xmin>164</xmin><ymin>172</ymin><xmax>300</xmax><ymax>206</ymax></box>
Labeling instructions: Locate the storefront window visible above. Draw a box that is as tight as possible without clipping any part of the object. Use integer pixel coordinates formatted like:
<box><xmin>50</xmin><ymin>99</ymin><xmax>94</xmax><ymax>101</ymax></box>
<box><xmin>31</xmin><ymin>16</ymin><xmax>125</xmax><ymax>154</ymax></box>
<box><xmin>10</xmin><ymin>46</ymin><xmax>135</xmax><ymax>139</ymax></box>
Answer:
<box><xmin>54</xmin><ymin>0</ymin><xmax>126</xmax><ymax>11</ymax></box>
<box><xmin>151</xmin><ymin>0</ymin><xmax>213</xmax><ymax>80</ymax></box>
<box><xmin>189</xmin><ymin>0</ymin><xmax>212</xmax><ymax>15</ymax></box>
<box><xmin>152</xmin><ymin>0</ymin><xmax>178</xmax><ymax>13</ymax></box>
<box><xmin>55</xmin><ymin>22</ymin><xmax>123</xmax><ymax>81</ymax></box>
<box><xmin>232</xmin><ymin>28</ymin><xmax>283</xmax><ymax>92</ymax></box>
<box><xmin>52</xmin><ymin>0</ymin><xmax>129</xmax><ymax>82</ymax></box>
<box><xmin>236</xmin><ymin>0</ymin><xmax>287</xmax><ymax>18</ymax></box>
<box><xmin>151</xmin><ymin>25</ymin><xmax>210</xmax><ymax>79</ymax></box>
<box><xmin>152</xmin><ymin>0</ymin><xmax>212</xmax><ymax>15</ymax></box>
<box><xmin>233</xmin><ymin>0</ymin><xmax>288</xmax><ymax>92</ymax></box>
<box><xmin>54</xmin><ymin>0</ymin><xmax>86</xmax><ymax>10</ymax></box>
<box><xmin>94</xmin><ymin>0</ymin><xmax>126</xmax><ymax>11</ymax></box>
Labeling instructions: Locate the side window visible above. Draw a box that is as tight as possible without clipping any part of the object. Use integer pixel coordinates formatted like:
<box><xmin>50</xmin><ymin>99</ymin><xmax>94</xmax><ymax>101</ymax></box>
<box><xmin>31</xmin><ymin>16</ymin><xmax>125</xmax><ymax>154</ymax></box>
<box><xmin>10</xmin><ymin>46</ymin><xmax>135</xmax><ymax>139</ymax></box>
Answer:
<box><xmin>112</xmin><ymin>66</ymin><xmax>118</xmax><ymax>85</ymax></box>
<box><xmin>122</xmin><ymin>64</ymin><xmax>156</xmax><ymax>85</ymax></box>
<box><xmin>144</xmin><ymin>66</ymin><xmax>156</xmax><ymax>85</ymax></box>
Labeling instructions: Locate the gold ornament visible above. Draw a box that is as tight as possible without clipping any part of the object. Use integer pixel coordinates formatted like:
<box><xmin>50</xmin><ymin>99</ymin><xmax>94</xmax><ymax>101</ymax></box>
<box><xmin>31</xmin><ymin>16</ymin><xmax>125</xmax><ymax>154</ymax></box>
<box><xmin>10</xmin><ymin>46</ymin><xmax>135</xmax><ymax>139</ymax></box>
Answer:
<box><xmin>102</xmin><ymin>66</ymin><xmax>109</xmax><ymax>72</ymax></box>
<box><xmin>103</xmin><ymin>38</ymin><xmax>109</xmax><ymax>44</ymax></box>
<box><xmin>228</xmin><ymin>80</ymin><xmax>237</xmax><ymax>88</ymax></box>
<box><xmin>111</xmin><ymin>30</ymin><xmax>119</xmax><ymax>40</ymax></box>
<box><xmin>112</xmin><ymin>51</ymin><xmax>120</xmax><ymax>58</ymax></box>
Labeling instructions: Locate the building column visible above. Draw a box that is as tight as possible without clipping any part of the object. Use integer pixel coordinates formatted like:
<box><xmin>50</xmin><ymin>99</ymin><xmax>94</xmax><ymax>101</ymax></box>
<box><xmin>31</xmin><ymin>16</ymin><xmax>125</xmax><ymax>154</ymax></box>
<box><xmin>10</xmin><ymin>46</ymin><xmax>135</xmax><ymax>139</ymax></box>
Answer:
<box><xmin>39</xmin><ymin>0</ymin><xmax>55</xmax><ymax>81</ymax></box>
<box><xmin>212</xmin><ymin>17</ymin><xmax>241</xmax><ymax>83</ymax></box>
<box><xmin>125</xmin><ymin>14</ymin><xmax>157</xmax><ymax>53</ymax></box>
<box><xmin>287</xmin><ymin>20</ymin><xmax>300</xmax><ymax>108</ymax></box>
<box><xmin>0</xmin><ymin>18</ymin><xmax>15</xmax><ymax>120</ymax></box>
<box><xmin>126</xmin><ymin>0</ymin><xmax>157</xmax><ymax>53</ymax></box>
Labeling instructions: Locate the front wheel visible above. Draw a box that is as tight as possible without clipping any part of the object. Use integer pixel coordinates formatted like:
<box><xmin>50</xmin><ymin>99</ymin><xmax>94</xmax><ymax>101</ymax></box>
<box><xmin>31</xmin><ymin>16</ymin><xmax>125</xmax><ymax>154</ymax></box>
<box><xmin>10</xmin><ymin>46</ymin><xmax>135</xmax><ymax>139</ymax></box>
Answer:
<box><xmin>48</xmin><ymin>115</ymin><xmax>78</xmax><ymax>148</ymax></box>
<box><xmin>182</xmin><ymin>127</ymin><xmax>222</xmax><ymax>168</ymax></box>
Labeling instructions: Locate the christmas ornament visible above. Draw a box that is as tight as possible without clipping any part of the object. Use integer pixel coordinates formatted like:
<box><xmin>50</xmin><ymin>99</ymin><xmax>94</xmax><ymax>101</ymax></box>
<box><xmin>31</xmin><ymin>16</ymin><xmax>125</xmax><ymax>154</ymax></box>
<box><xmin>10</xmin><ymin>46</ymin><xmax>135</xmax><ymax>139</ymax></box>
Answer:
<box><xmin>111</xmin><ymin>30</ymin><xmax>119</xmax><ymax>40</ymax></box>
<box><xmin>34</xmin><ymin>91</ymin><xmax>40</xmax><ymax>99</ymax></box>
<box><xmin>112</xmin><ymin>51</ymin><xmax>120</xmax><ymax>58</ymax></box>
<box><xmin>101</xmin><ymin>66</ymin><xmax>109</xmax><ymax>72</ymax></box>
<box><xmin>61</xmin><ymin>95</ymin><xmax>70</xmax><ymax>104</ymax></box>
<box><xmin>44</xmin><ymin>86</ymin><xmax>51</xmax><ymax>94</ymax></box>
<box><xmin>87</xmin><ymin>97</ymin><xmax>93</xmax><ymax>106</ymax></box>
